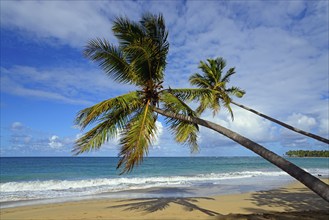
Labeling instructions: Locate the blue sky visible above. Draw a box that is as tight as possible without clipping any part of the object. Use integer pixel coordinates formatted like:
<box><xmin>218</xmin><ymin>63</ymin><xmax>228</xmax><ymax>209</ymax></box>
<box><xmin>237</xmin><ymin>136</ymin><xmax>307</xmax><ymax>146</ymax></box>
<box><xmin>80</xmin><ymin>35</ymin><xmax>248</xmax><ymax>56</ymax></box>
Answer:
<box><xmin>1</xmin><ymin>0</ymin><xmax>328</xmax><ymax>157</ymax></box>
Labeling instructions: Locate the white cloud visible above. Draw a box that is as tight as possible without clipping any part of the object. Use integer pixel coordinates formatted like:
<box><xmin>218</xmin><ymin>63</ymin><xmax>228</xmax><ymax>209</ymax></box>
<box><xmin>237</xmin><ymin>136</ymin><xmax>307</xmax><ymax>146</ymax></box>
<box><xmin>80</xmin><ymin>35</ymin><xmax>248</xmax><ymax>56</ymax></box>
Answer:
<box><xmin>10</xmin><ymin>122</ymin><xmax>24</xmax><ymax>131</ymax></box>
<box><xmin>48</xmin><ymin>135</ymin><xmax>63</xmax><ymax>149</ymax></box>
<box><xmin>286</xmin><ymin>113</ymin><xmax>317</xmax><ymax>132</ymax></box>
<box><xmin>318</xmin><ymin>118</ymin><xmax>329</xmax><ymax>138</ymax></box>
<box><xmin>198</xmin><ymin>106</ymin><xmax>277</xmax><ymax>149</ymax></box>
<box><xmin>2</xmin><ymin>122</ymin><xmax>77</xmax><ymax>156</ymax></box>
<box><xmin>152</xmin><ymin>121</ymin><xmax>164</xmax><ymax>146</ymax></box>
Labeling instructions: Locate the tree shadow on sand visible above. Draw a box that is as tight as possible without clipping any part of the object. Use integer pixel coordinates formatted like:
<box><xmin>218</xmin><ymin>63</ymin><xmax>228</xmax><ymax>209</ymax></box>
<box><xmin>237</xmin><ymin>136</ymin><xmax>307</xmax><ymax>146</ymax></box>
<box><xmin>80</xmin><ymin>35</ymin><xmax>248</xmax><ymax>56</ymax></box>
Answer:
<box><xmin>108</xmin><ymin>197</ymin><xmax>221</xmax><ymax>216</ymax></box>
<box><xmin>214</xmin><ymin>187</ymin><xmax>329</xmax><ymax>220</ymax></box>
<box><xmin>245</xmin><ymin>187</ymin><xmax>329</xmax><ymax>213</ymax></box>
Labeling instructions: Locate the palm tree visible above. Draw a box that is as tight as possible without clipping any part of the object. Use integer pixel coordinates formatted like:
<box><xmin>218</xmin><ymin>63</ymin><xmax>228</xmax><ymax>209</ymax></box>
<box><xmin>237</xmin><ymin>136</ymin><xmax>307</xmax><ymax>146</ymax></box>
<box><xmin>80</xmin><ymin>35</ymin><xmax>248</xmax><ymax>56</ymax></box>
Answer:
<box><xmin>74</xmin><ymin>13</ymin><xmax>329</xmax><ymax>201</ymax></box>
<box><xmin>74</xmin><ymin>13</ymin><xmax>201</xmax><ymax>174</ymax></box>
<box><xmin>189</xmin><ymin>57</ymin><xmax>329</xmax><ymax>144</ymax></box>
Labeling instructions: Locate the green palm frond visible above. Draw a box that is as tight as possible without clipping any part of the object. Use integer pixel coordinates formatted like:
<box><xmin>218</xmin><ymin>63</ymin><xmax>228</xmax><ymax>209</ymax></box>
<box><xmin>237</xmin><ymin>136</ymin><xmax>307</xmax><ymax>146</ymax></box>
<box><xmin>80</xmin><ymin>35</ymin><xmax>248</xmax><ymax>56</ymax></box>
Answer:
<box><xmin>218</xmin><ymin>91</ymin><xmax>234</xmax><ymax>120</ymax></box>
<box><xmin>75</xmin><ymin>92</ymin><xmax>141</xmax><ymax>129</ymax></box>
<box><xmin>225</xmin><ymin>86</ymin><xmax>246</xmax><ymax>98</ymax></box>
<box><xmin>73</xmin><ymin>93</ymin><xmax>143</xmax><ymax>155</ymax></box>
<box><xmin>73</xmin><ymin>108</ymin><xmax>134</xmax><ymax>154</ymax></box>
<box><xmin>165</xmin><ymin>88</ymin><xmax>212</xmax><ymax>102</ymax></box>
<box><xmin>160</xmin><ymin>92</ymin><xmax>199</xmax><ymax>152</ymax></box>
<box><xmin>222</xmin><ymin>67</ymin><xmax>236</xmax><ymax>83</ymax></box>
<box><xmin>141</xmin><ymin>13</ymin><xmax>169</xmax><ymax>51</ymax></box>
<box><xmin>199</xmin><ymin>60</ymin><xmax>216</xmax><ymax>82</ymax></box>
<box><xmin>123</xmin><ymin>38</ymin><xmax>159</xmax><ymax>83</ymax></box>
<box><xmin>112</xmin><ymin>16</ymin><xmax>145</xmax><ymax>47</ymax></box>
<box><xmin>117</xmin><ymin>102</ymin><xmax>157</xmax><ymax>174</ymax></box>
<box><xmin>189</xmin><ymin>73</ymin><xmax>211</xmax><ymax>89</ymax></box>
<box><xmin>160</xmin><ymin>91</ymin><xmax>197</xmax><ymax>116</ymax></box>
<box><xmin>169</xmin><ymin>119</ymin><xmax>199</xmax><ymax>153</ymax></box>
<box><xmin>195</xmin><ymin>96</ymin><xmax>211</xmax><ymax>115</ymax></box>
<box><xmin>73</xmin><ymin>120</ymin><xmax>117</xmax><ymax>155</ymax></box>
<box><xmin>84</xmin><ymin>38</ymin><xmax>139</xmax><ymax>84</ymax></box>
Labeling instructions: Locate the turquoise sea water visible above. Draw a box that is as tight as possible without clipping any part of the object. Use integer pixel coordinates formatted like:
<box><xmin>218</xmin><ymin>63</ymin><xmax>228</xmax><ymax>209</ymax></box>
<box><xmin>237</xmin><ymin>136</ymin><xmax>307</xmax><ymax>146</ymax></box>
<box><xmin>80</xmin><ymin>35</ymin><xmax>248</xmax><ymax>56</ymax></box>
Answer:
<box><xmin>1</xmin><ymin>157</ymin><xmax>328</xmax><ymax>207</ymax></box>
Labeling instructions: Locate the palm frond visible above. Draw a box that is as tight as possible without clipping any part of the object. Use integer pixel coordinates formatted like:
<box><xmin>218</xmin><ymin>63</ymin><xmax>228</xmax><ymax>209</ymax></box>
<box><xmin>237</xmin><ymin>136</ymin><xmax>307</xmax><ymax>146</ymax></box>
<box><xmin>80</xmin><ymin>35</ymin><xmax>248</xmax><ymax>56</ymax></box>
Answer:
<box><xmin>199</xmin><ymin>60</ymin><xmax>216</xmax><ymax>82</ymax></box>
<box><xmin>218</xmin><ymin>91</ymin><xmax>234</xmax><ymax>120</ymax></box>
<box><xmin>195</xmin><ymin>97</ymin><xmax>211</xmax><ymax>115</ymax></box>
<box><xmin>222</xmin><ymin>67</ymin><xmax>236</xmax><ymax>83</ymax></box>
<box><xmin>225</xmin><ymin>86</ymin><xmax>246</xmax><ymax>98</ymax></box>
<box><xmin>123</xmin><ymin>38</ymin><xmax>156</xmax><ymax>83</ymax></box>
<box><xmin>141</xmin><ymin>13</ymin><xmax>169</xmax><ymax>53</ymax></box>
<box><xmin>112</xmin><ymin>16</ymin><xmax>145</xmax><ymax>47</ymax></box>
<box><xmin>169</xmin><ymin>119</ymin><xmax>199</xmax><ymax>153</ymax></box>
<box><xmin>160</xmin><ymin>92</ymin><xmax>199</xmax><ymax>152</ymax></box>
<box><xmin>117</xmin><ymin>102</ymin><xmax>157</xmax><ymax>174</ymax></box>
<box><xmin>189</xmin><ymin>73</ymin><xmax>211</xmax><ymax>89</ymax></box>
<box><xmin>160</xmin><ymin>91</ymin><xmax>196</xmax><ymax>116</ymax></box>
<box><xmin>216</xmin><ymin>57</ymin><xmax>226</xmax><ymax>72</ymax></box>
<box><xmin>73</xmin><ymin>108</ymin><xmax>134</xmax><ymax>155</ymax></box>
<box><xmin>84</xmin><ymin>38</ymin><xmax>138</xmax><ymax>84</ymax></box>
<box><xmin>164</xmin><ymin>88</ymin><xmax>212</xmax><ymax>102</ymax></box>
<box><xmin>75</xmin><ymin>92</ymin><xmax>141</xmax><ymax>129</ymax></box>
<box><xmin>73</xmin><ymin>120</ymin><xmax>117</xmax><ymax>155</ymax></box>
<box><xmin>73</xmin><ymin>94</ymin><xmax>143</xmax><ymax>155</ymax></box>
<box><xmin>140</xmin><ymin>13</ymin><xmax>169</xmax><ymax>84</ymax></box>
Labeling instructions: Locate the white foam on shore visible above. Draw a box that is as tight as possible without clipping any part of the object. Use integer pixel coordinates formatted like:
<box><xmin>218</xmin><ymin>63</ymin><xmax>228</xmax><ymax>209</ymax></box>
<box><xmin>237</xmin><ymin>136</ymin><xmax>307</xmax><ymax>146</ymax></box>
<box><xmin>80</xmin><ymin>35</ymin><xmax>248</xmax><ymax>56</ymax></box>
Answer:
<box><xmin>1</xmin><ymin>168</ymin><xmax>327</xmax><ymax>205</ymax></box>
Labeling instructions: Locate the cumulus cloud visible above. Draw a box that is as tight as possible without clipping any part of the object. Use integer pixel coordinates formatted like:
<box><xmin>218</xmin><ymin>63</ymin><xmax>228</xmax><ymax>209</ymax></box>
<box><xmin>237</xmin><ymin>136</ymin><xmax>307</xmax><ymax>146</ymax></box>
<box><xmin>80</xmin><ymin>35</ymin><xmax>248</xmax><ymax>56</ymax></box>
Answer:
<box><xmin>48</xmin><ymin>135</ymin><xmax>64</xmax><ymax>149</ymax></box>
<box><xmin>286</xmin><ymin>113</ymin><xmax>317</xmax><ymax>131</ymax></box>
<box><xmin>2</xmin><ymin>122</ymin><xmax>76</xmax><ymax>156</ymax></box>
<box><xmin>197</xmin><ymin>107</ymin><xmax>277</xmax><ymax>149</ymax></box>
<box><xmin>152</xmin><ymin>121</ymin><xmax>164</xmax><ymax>147</ymax></box>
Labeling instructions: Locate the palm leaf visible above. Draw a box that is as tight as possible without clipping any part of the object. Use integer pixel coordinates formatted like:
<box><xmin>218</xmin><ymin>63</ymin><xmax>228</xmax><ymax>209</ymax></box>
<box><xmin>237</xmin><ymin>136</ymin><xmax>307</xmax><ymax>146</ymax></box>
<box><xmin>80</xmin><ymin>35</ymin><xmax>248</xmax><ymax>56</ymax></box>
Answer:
<box><xmin>84</xmin><ymin>38</ymin><xmax>138</xmax><ymax>84</ymax></box>
<box><xmin>222</xmin><ymin>67</ymin><xmax>236</xmax><ymax>83</ymax></box>
<box><xmin>225</xmin><ymin>86</ymin><xmax>246</xmax><ymax>98</ymax></box>
<box><xmin>123</xmin><ymin>38</ymin><xmax>156</xmax><ymax>83</ymax></box>
<box><xmin>164</xmin><ymin>88</ymin><xmax>212</xmax><ymax>102</ymax></box>
<box><xmin>112</xmin><ymin>16</ymin><xmax>145</xmax><ymax>47</ymax></box>
<box><xmin>73</xmin><ymin>94</ymin><xmax>143</xmax><ymax>155</ymax></box>
<box><xmin>160</xmin><ymin>92</ymin><xmax>199</xmax><ymax>152</ymax></box>
<box><xmin>75</xmin><ymin>92</ymin><xmax>141</xmax><ymax>129</ymax></box>
<box><xmin>73</xmin><ymin>108</ymin><xmax>133</xmax><ymax>154</ymax></box>
<box><xmin>141</xmin><ymin>13</ymin><xmax>169</xmax><ymax>54</ymax></box>
<box><xmin>189</xmin><ymin>73</ymin><xmax>211</xmax><ymax>89</ymax></box>
<box><xmin>117</xmin><ymin>101</ymin><xmax>158</xmax><ymax>174</ymax></box>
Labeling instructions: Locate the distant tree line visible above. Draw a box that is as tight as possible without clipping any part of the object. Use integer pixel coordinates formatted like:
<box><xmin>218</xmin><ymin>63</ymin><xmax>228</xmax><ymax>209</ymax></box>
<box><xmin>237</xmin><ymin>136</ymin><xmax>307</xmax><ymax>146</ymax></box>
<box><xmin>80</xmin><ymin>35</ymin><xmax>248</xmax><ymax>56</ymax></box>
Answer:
<box><xmin>286</xmin><ymin>150</ymin><xmax>329</xmax><ymax>157</ymax></box>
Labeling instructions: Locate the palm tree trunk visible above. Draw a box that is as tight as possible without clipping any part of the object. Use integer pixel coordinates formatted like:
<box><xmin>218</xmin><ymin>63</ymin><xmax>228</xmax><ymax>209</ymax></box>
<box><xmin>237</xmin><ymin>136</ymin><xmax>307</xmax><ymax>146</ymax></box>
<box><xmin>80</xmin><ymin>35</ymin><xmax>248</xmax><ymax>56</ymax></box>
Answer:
<box><xmin>153</xmin><ymin>107</ymin><xmax>329</xmax><ymax>202</ymax></box>
<box><xmin>231</xmin><ymin>101</ymin><xmax>329</xmax><ymax>144</ymax></box>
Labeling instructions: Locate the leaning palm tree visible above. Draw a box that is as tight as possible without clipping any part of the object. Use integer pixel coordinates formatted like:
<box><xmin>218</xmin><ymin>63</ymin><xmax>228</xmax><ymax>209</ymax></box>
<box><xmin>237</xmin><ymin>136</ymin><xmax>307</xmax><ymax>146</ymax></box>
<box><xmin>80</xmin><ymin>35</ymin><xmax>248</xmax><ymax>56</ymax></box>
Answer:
<box><xmin>74</xmin><ymin>13</ymin><xmax>329</xmax><ymax>201</ymax></box>
<box><xmin>189</xmin><ymin>57</ymin><xmax>329</xmax><ymax>144</ymax></box>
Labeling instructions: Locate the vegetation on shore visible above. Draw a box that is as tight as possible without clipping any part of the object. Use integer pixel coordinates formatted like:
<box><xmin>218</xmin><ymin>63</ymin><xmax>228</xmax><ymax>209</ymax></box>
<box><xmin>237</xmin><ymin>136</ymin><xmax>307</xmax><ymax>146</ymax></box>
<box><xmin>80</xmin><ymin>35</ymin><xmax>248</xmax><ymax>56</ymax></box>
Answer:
<box><xmin>286</xmin><ymin>150</ymin><xmax>329</xmax><ymax>158</ymax></box>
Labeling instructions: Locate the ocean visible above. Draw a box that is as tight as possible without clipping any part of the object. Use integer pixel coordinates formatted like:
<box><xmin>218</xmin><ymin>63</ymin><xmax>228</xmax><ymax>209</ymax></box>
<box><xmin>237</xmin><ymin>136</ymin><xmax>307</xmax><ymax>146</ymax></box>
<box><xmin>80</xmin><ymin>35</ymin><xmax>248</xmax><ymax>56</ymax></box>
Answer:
<box><xmin>1</xmin><ymin>157</ymin><xmax>328</xmax><ymax>208</ymax></box>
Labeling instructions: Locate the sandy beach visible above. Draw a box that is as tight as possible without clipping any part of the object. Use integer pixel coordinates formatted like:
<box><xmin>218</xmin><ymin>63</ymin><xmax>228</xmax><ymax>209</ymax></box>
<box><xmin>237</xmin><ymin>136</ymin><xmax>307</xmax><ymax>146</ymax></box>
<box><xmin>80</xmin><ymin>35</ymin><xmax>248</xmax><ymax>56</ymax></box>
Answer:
<box><xmin>1</xmin><ymin>179</ymin><xmax>328</xmax><ymax>220</ymax></box>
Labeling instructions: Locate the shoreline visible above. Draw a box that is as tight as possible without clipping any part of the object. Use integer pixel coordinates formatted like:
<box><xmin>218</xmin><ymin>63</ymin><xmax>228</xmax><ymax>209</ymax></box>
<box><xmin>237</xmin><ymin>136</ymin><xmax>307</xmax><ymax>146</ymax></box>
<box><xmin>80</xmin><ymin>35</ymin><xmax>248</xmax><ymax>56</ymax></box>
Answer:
<box><xmin>1</xmin><ymin>175</ymin><xmax>295</xmax><ymax>209</ymax></box>
<box><xmin>1</xmin><ymin>179</ymin><xmax>328</xmax><ymax>220</ymax></box>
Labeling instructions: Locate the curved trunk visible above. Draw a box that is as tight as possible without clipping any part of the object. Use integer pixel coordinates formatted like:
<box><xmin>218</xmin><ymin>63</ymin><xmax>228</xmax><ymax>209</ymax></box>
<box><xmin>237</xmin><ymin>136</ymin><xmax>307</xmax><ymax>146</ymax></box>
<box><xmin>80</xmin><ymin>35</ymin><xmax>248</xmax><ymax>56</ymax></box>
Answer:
<box><xmin>231</xmin><ymin>101</ymin><xmax>329</xmax><ymax>144</ymax></box>
<box><xmin>153</xmin><ymin>107</ymin><xmax>329</xmax><ymax>202</ymax></box>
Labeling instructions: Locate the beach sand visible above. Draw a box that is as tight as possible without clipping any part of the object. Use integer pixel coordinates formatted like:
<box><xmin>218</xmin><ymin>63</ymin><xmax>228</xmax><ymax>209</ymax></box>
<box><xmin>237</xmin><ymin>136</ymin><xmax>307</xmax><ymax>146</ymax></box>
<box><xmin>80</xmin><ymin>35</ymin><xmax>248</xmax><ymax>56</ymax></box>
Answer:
<box><xmin>1</xmin><ymin>179</ymin><xmax>328</xmax><ymax>220</ymax></box>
